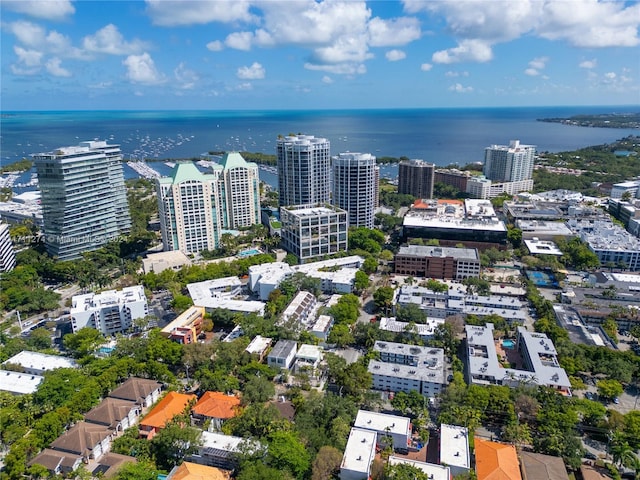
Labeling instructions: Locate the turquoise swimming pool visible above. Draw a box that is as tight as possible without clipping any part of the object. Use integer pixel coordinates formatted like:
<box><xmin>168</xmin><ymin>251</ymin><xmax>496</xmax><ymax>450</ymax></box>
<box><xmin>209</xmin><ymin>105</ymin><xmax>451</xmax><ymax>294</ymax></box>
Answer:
<box><xmin>238</xmin><ymin>248</ymin><xmax>261</xmax><ymax>257</ymax></box>
<box><xmin>502</xmin><ymin>339</ymin><xmax>516</xmax><ymax>349</ymax></box>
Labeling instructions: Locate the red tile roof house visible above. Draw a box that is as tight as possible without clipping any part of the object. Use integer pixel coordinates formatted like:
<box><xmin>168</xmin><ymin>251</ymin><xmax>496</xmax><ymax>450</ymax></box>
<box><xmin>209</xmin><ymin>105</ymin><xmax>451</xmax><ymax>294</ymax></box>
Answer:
<box><xmin>84</xmin><ymin>397</ymin><xmax>141</xmax><ymax>434</ymax></box>
<box><xmin>139</xmin><ymin>391</ymin><xmax>196</xmax><ymax>440</ymax></box>
<box><xmin>108</xmin><ymin>377</ymin><xmax>162</xmax><ymax>409</ymax></box>
<box><xmin>191</xmin><ymin>392</ymin><xmax>241</xmax><ymax>431</ymax></box>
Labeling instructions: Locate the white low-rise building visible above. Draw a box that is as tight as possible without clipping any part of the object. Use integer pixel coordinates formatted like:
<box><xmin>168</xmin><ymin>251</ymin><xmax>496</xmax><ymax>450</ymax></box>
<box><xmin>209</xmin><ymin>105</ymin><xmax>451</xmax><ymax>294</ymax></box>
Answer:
<box><xmin>70</xmin><ymin>286</ymin><xmax>148</xmax><ymax>335</ymax></box>
<box><xmin>279</xmin><ymin>291</ymin><xmax>317</xmax><ymax>331</ymax></box>
<box><xmin>187</xmin><ymin>277</ymin><xmax>265</xmax><ymax>315</ymax></box>
<box><xmin>388</xmin><ymin>457</ymin><xmax>450</xmax><ymax>480</ymax></box>
<box><xmin>142</xmin><ymin>250</ymin><xmax>191</xmax><ymax>274</ymax></box>
<box><xmin>267</xmin><ymin>340</ymin><xmax>297</xmax><ymax>370</ymax></box>
<box><xmin>354</xmin><ymin>409</ymin><xmax>412</xmax><ymax>451</ymax></box>
<box><xmin>3</xmin><ymin>351</ymin><xmax>77</xmax><ymax>375</ymax></box>
<box><xmin>245</xmin><ymin>335</ymin><xmax>272</xmax><ymax>362</ymax></box>
<box><xmin>466</xmin><ymin>324</ymin><xmax>571</xmax><ymax>395</ymax></box>
<box><xmin>294</xmin><ymin>344</ymin><xmax>323</xmax><ymax>375</ymax></box>
<box><xmin>0</xmin><ymin>370</ymin><xmax>43</xmax><ymax>395</ymax></box>
<box><xmin>310</xmin><ymin>315</ymin><xmax>334</xmax><ymax>342</ymax></box>
<box><xmin>189</xmin><ymin>431</ymin><xmax>262</xmax><ymax>471</ymax></box>
<box><xmin>340</xmin><ymin>428</ymin><xmax>377</xmax><ymax>480</ymax></box>
<box><xmin>440</xmin><ymin>424</ymin><xmax>470</xmax><ymax>476</ymax></box>
<box><xmin>378</xmin><ymin>316</ymin><xmax>443</xmax><ymax>341</ymax></box>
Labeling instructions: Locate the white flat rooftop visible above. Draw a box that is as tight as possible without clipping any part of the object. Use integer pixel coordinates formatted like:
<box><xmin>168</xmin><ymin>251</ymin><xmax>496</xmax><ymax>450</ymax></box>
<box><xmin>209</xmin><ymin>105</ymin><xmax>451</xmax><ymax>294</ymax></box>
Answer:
<box><xmin>0</xmin><ymin>370</ymin><xmax>43</xmax><ymax>394</ymax></box>
<box><xmin>3</xmin><ymin>351</ymin><xmax>77</xmax><ymax>372</ymax></box>
<box><xmin>439</xmin><ymin>424</ymin><xmax>470</xmax><ymax>469</ymax></box>
<box><xmin>354</xmin><ymin>410</ymin><xmax>411</xmax><ymax>438</ymax></box>
<box><xmin>341</xmin><ymin>428</ymin><xmax>377</xmax><ymax>476</ymax></box>
<box><xmin>388</xmin><ymin>457</ymin><xmax>450</xmax><ymax>480</ymax></box>
<box><xmin>524</xmin><ymin>239</ymin><xmax>563</xmax><ymax>256</ymax></box>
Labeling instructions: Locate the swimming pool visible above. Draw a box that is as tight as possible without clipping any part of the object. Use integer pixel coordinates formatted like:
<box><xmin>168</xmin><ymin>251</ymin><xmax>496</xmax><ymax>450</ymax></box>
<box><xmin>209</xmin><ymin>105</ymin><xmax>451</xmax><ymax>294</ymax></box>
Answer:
<box><xmin>237</xmin><ymin>248</ymin><xmax>261</xmax><ymax>257</ymax></box>
<box><xmin>502</xmin><ymin>339</ymin><xmax>516</xmax><ymax>349</ymax></box>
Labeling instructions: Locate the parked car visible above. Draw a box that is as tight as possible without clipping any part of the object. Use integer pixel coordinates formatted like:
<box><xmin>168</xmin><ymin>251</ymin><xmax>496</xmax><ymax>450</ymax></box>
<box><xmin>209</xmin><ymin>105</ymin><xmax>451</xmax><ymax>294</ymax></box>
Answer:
<box><xmin>584</xmin><ymin>451</ymin><xmax>597</xmax><ymax>460</ymax></box>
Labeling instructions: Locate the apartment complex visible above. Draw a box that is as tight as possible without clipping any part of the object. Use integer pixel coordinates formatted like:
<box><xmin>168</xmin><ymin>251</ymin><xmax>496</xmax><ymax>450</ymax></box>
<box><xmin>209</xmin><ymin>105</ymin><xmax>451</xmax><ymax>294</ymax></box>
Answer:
<box><xmin>33</xmin><ymin>141</ymin><xmax>130</xmax><ymax>260</ymax></box>
<box><xmin>434</xmin><ymin>168</ymin><xmax>471</xmax><ymax>192</ymax></box>
<box><xmin>70</xmin><ymin>286</ymin><xmax>148</xmax><ymax>335</ymax></box>
<box><xmin>160</xmin><ymin>306</ymin><xmax>205</xmax><ymax>344</ymax></box>
<box><xmin>398</xmin><ymin>159</ymin><xmax>435</xmax><ymax>199</ymax></box>
<box><xmin>394</xmin><ymin>245</ymin><xmax>480</xmax><ymax>279</ymax></box>
<box><xmin>280</xmin><ymin>204</ymin><xmax>348</xmax><ymax>262</ymax></box>
<box><xmin>465</xmin><ymin>324</ymin><xmax>571</xmax><ymax>395</ymax></box>
<box><xmin>483</xmin><ymin>140</ymin><xmax>535</xmax><ymax>183</ymax></box>
<box><xmin>332</xmin><ymin>152</ymin><xmax>378</xmax><ymax>228</ymax></box>
<box><xmin>368</xmin><ymin>341</ymin><xmax>446</xmax><ymax>397</ymax></box>
<box><xmin>0</xmin><ymin>222</ymin><xmax>16</xmax><ymax>271</ymax></box>
<box><xmin>157</xmin><ymin>154</ymin><xmax>260</xmax><ymax>254</ymax></box>
<box><xmin>277</xmin><ymin>134</ymin><xmax>330</xmax><ymax>207</ymax></box>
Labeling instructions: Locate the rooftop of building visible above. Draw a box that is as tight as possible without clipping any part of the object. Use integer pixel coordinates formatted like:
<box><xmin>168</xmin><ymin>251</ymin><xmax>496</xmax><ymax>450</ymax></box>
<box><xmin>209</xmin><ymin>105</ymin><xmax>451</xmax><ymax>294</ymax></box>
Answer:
<box><xmin>140</xmin><ymin>391</ymin><xmax>197</xmax><ymax>429</ymax></box>
<box><xmin>142</xmin><ymin>250</ymin><xmax>191</xmax><ymax>273</ymax></box>
<box><xmin>368</xmin><ymin>359</ymin><xmax>446</xmax><ymax>385</ymax></box>
<box><xmin>167</xmin><ymin>461</ymin><xmax>230</xmax><ymax>480</ymax></box>
<box><xmin>341</xmin><ymin>427</ymin><xmax>377</xmax><ymax>475</ymax></box>
<box><xmin>524</xmin><ymin>239</ymin><xmax>563</xmax><ymax>256</ymax></box>
<box><xmin>578</xmin><ymin>222</ymin><xmax>640</xmax><ymax>252</ymax></box>
<box><xmin>281</xmin><ymin>203</ymin><xmax>347</xmax><ymax>217</ymax></box>
<box><xmin>159</xmin><ymin>161</ymin><xmax>218</xmax><ymax>185</ymax></box>
<box><xmin>33</xmin><ymin>140</ymin><xmax>118</xmax><ymax>158</ymax></box>
<box><xmin>192</xmin><ymin>392</ymin><xmax>241</xmax><ymax>420</ymax></box>
<box><xmin>475</xmin><ymin>438</ymin><xmax>522</xmax><ymax>480</ymax></box>
<box><xmin>486</xmin><ymin>139</ymin><xmax>535</xmax><ymax>152</ymax></box>
<box><xmin>268</xmin><ymin>339</ymin><xmax>297</xmax><ymax>359</ymax></box>
<box><xmin>3</xmin><ymin>351</ymin><xmax>77</xmax><ymax>372</ymax></box>
<box><xmin>219</xmin><ymin>151</ymin><xmax>257</xmax><ymax>170</ymax></box>
<box><xmin>440</xmin><ymin>424</ymin><xmax>470</xmax><ymax>469</ymax></box>
<box><xmin>71</xmin><ymin>285</ymin><xmax>146</xmax><ymax>312</ymax></box>
<box><xmin>160</xmin><ymin>306</ymin><xmax>205</xmax><ymax>335</ymax></box>
<box><xmin>245</xmin><ymin>335</ymin><xmax>272</xmax><ymax>355</ymax></box>
<box><xmin>397</xmin><ymin>245</ymin><xmax>479</xmax><ymax>260</ymax></box>
<box><xmin>296</xmin><ymin>344</ymin><xmax>323</xmax><ymax>360</ymax></box>
<box><xmin>311</xmin><ymin>315</ymin><xmax>333</xmax><ymax>333</ymax></box>
<box><xmin>0</xmin><ymin>369</ymin><xmax>43</xmax><ymax>394</ymax></box>
<box><xmin>519</xmin><ymin>451</ymin><xmax>569</xmax><ymax>480</ymax></box>
<box><xmin>378</xmin><ymin>317</ymin><xmax>444</xmax><ymax>337</ymax></box>
<box><xmin>354</xmin><ymin>409</ymin><xmax>412</xmax><ymax>437</ymax></box>
<box><xmin>50</xmin><ymin>421</ymin><xmax>112</xmax><ymax>456</ymax></box>
<box><xmin>83</xmin><ymin>397</ymin><xmax>138</xmax><ymax>428</ymax></box>
<box><xmin>388</xmin><ymin>457</ymin><xmax>450</xmax><ymax>480</ymax></box>
<box><xmin>516</xmin><ymin>220</ymin><xmax>573</xmax><ymax>235</ymax></box>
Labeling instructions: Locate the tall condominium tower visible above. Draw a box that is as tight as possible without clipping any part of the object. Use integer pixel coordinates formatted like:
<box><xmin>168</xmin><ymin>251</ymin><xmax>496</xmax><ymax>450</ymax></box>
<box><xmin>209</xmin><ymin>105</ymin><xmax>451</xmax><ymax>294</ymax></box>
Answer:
<box><xmin>218</xmin><ymin>152</ymin><xmax>260</xmax><ymax>229</ymax></box>
<box><xmin>277</xmin><ymin>134</ymin><xmax>330</xmax><ymax>207</ymax></box>
<box><xmin>33</xmin><ymin>141</ymin><xmax>131</xmax><ymax>260</ymax></box>
<box><xmin>483</xmin><ymin>140</ymin><xmax>535</xmax><ymax>182</ymax></box>
<box><xmin>332</xmin><ymin>152</ymin><xmax>378</xmax><ymax>228</ymax></box>
<box><xmin>0</xmin><ymin>223</ymin><xmax>16</xmax><ymax>272</ymax></box>
<box><xmin>398</xmin><ymin>159</ymin><xmax>435</xmax><ymax>199</ymax></box>
<box><xmin>157</xmin><ymin>153</ymin><xmax>260</xmax><ymax>254</ymax></box>
<box><xmin>157</xmin><ymin>162</ymin><xmax>222</xmax><ymax>254</ymax></box>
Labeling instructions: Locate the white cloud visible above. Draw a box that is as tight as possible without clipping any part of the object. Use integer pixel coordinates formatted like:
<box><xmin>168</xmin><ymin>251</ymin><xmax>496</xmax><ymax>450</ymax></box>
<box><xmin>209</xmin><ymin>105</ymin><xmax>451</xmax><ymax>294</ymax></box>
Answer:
<box><xmin>604</xmin><ymin>72</ymin><xmax>616</xmax><ymax>79</ymax></box>
<box><xmin>448</xmin><ymin>82</ymin><xmax>473</xmax><ymax>93</ymax></box>
<box><xmin>236</xmin><ymin>62</ymin><xmax>265</xmax><ymax>80</ymax></box>
<box><xmin>304</xmin><ymin>62</ymin><xmax>367</xmax><ymax>75</ymax></box>
<box><xmin>322</xmin><ymin>75</ymin><xmax>333</xmax><ymax>84</ymax></box>
<box><xmin>83</xmin><ymin>24</ymin><xmax>148</xmax><ymax>55</ymax></box>
<box><xmin>145</xmin><ymin>0</ymin><xmax>256</xmax><ymax>26</ymax></box>
<box><xmin>11</xmin><ymin>46</ymin><xmax>42</xmax><ymax>75</ymax></box>
<box><xmin>432</xmin><ymin>39</ymin><xmax>493</xmax><ymax>64</ymax></box>
<box><xmin>386</xmin><ymin>49</ymin><xmax>406</xmax><ymax>62</ymax></box>
<box><xmin>420</xmin><ymin>63</ymin><xmax>432</xmax><ymax>71</ymax></box>
<box><xmin>405</xmin><ymin>0</ymin><xmax>640</xmax><ymax>51</ymax></box>
<box><xmin>234</xmin><ymin>82</ymin><xmax>253</xmax><ymax>91</ymax></box>
<box><xmin>368</xmin><ymin>16</ymin><xmax>421</xmax><ymax>47</ymax></box>
<box><xmin>225</xmin><ymin>31</ymin><xmax>254</xmax><ymax>51</ymax></box>
<box><xmin>174</xmin><ymin>62</ymin><xmax>199</xmax><ymax>89</ymax></box>
<box><xmin>579</xmin><ymin>59</ymin><xmax>597</xmax><ymax>69</ymax></box>
<box><xmin>206</xmin><ymin>40</ymin><xmax>224</xmax><ymax>52</ymax></box>
<box><xmin>528</xmin><ymin>56</ymin><xmax>548</xmax><ymax>70</ymax></box>
<box><xmin>122</xmin><ymin>52</ymin><xmax>166</xmax><ymax>84</ymax></box>
<box><xmin>45</xmin><ymin>57</ymin><xmax>71</xmax><ymax>77</ymax></box>
<box><xmin>525</xmin><ymin>68</ymin><xmax>540</xmax><ymax>76</ymax></box>
<box><xmin>2</xmin><ymin>0</ymin><xmax>75</xmax><ymax>21</ymax></box>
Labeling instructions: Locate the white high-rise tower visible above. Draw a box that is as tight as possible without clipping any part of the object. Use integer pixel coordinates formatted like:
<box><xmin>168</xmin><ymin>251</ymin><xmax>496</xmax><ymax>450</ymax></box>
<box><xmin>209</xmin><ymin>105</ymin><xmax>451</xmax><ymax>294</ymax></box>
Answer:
<box><xmin>483</xmin><ymin>140</ymin><xmax>535</xmax><ymax>183</ymax></box>
<box><xmin>332</xmin><ymin>152</ymin><xmax>378</xmax><ymax>228</ymax></box>
<box><xmin>33</xmin><ymin>141</ymin><xmax>130</xmax><ymax>260</ymax></box>
<box><xmin>277</xmin><ymin>134</ymin><xmax>330</xmax><ymax>207</ymax></box>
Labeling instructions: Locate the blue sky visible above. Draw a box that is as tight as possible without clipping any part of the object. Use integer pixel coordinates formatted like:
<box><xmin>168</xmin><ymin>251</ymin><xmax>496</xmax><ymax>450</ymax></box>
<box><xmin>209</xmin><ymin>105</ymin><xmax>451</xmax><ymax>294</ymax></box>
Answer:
<box><xmin>1</xmin><ymin>0</ymin><xmax>639</xmax><ymax>110</ymax></box>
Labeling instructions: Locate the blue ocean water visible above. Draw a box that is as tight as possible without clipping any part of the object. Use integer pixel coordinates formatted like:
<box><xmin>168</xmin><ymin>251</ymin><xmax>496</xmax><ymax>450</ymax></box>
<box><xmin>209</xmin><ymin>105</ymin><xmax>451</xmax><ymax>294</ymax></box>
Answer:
<box><xmin>1</xmin><ymin>107</ymin><xmax>638</xmax><ymax>189</ymax></box>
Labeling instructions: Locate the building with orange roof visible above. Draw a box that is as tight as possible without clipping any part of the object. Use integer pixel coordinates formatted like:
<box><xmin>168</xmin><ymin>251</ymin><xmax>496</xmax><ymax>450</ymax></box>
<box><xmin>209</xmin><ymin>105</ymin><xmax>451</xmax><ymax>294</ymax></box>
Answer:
<box><xmin>191</xmin><ymin>392</ymin><xmax>241</xmax><ymax>431</ymax></box>
<box><xmin>139</xmin><ymin>391</ymin><xmax>196</xmax><ymax>440</ymax></box>
<box><xmin>166</xmin><ymin>461</ymin><xmax>230</xmax><ymax>480</ymax></box>
<box><xmin>475</xmin><ymin>438</ymin><xmax>522</xmax><ymax>480</ymax></box>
